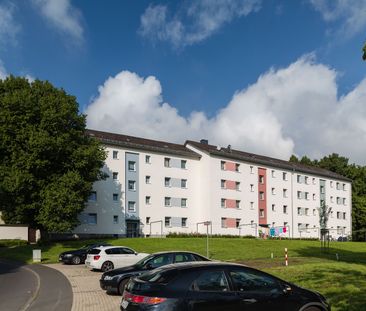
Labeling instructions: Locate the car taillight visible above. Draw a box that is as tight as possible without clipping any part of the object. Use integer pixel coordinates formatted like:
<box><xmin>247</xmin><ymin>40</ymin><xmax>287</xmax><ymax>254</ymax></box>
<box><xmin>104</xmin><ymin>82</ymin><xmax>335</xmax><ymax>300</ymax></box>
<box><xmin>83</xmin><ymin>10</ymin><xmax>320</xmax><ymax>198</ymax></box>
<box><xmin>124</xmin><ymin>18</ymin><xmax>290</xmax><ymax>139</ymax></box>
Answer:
<box><xmin>123</xmin><ymin>291</ymin><xmax>166</xmax><ymax>305</ymax></box>
<box><xmin>94</xmin><ymin>255</ymin><xmax>100</xmax><ymax>260</ymax></box>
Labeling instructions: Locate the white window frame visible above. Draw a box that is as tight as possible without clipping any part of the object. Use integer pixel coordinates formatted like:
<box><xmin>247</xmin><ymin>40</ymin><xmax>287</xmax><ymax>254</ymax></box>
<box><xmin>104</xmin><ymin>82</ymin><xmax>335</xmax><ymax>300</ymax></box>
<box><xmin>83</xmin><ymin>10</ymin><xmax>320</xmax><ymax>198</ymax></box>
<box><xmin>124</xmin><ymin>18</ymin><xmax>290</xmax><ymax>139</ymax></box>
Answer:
<box><xmin>128</xmin><ymin>161</ymin><xmax>136</xmax><ymax>171</ymax></box>
<box><xmin>128</xmin><ymin>180</ymin><xmax>136</xmax><ymax>191</ymax></box>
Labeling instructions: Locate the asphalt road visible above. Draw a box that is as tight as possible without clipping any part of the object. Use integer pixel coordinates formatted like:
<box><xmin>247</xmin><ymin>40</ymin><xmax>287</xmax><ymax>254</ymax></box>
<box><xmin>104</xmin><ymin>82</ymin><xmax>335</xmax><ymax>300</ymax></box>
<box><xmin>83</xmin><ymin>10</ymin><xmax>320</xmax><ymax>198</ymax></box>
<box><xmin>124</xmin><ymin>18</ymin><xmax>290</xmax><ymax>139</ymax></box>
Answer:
<box><xmin>0</xmin><ymin>260</ymin><xmax>38</xmax><ymax>311</ymax></box>
<box><xmin>0</xmin><ymin>260</ymin><xmax>73</xmax><ymax>311</ymax></box>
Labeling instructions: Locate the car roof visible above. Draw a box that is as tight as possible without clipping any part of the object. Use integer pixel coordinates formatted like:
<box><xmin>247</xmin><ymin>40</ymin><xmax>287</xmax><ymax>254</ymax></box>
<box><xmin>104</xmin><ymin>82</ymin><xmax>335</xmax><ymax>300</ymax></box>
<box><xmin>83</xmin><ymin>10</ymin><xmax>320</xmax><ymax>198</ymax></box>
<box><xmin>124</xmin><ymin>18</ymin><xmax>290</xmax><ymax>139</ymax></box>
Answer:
<box><xmin>150</xmin><ymin>251</ymin><xmax>207</xmax><ymax>257</ymax></box>
<box><xmin>94</xmin><ymin>245</ymin><xmax>134</xmax><ymax>250</ymax></box>
<box><xmin>152</xmin><ymin>261</ymin><xmax>247</xmax><ymax>272</ymax></box>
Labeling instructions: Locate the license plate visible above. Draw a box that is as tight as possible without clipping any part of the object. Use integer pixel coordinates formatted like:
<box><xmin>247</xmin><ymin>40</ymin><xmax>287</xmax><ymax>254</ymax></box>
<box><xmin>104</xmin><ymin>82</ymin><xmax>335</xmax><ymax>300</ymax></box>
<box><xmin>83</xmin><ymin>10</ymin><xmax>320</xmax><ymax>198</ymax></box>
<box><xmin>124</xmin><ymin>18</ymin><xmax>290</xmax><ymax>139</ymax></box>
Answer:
<box><xmin>121</xmin><ymin>299</ymin><xmax>129</xmax><ymax>309</ymax></box>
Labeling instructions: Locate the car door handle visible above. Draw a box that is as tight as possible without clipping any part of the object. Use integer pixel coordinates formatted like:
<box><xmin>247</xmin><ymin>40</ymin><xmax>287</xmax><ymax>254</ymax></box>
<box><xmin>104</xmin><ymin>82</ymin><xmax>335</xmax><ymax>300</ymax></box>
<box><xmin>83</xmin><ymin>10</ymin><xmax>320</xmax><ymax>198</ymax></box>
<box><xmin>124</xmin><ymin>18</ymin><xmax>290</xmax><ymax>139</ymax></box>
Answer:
<box><xmin>242</xmin><ymin>298</ymin><xmax>257</xmax><ymax>303</ymax></box>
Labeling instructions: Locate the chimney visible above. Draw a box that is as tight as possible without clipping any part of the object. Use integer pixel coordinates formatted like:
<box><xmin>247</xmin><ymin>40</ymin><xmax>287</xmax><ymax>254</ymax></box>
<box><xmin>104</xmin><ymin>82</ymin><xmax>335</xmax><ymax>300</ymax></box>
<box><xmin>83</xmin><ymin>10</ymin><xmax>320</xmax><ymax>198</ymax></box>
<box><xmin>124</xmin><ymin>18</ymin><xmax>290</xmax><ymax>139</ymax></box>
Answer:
<box><xmin>200</xmin><ymin>139</ymin><xmax>208</xmax><ymax>145</ymax></box>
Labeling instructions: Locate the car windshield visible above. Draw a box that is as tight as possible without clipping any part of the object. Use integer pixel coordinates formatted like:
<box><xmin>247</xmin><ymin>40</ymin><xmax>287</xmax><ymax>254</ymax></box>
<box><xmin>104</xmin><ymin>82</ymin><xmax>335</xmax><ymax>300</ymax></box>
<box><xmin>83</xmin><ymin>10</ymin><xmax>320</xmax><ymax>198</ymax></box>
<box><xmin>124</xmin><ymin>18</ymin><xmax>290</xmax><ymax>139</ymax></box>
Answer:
<box><xmin>81</xmin><ymin>244</ymin><xmax>94</xmax><ymax>249</ymax></box>
<box><xmin>135</xmin><ymin>254</ymin><xmax>156</xmax><ymax>268</ymax></box>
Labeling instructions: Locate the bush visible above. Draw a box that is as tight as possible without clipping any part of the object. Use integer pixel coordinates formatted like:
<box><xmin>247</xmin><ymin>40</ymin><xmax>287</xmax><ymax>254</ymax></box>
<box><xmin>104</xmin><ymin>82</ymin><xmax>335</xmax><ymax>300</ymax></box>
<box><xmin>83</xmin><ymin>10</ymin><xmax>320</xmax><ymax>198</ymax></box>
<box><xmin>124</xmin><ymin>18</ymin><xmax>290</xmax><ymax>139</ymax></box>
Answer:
<box><xmin>0</xmin><ymin>239</ymin><xmax>28</xmax><ymax>247</ymax></box>
<box><xmin>166</xmin><ymin>232</ymin><xmax>257</xmax><ymax>239</ymax></box>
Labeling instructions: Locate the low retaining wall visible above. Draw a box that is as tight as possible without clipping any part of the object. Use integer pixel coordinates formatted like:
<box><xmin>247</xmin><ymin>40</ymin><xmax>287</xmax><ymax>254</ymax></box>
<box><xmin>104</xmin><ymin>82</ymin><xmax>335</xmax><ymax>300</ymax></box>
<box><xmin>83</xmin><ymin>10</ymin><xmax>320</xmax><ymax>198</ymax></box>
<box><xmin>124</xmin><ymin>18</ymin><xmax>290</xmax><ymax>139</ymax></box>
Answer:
<box><xmin>0</xmin><ymin>225</ymin><xmax>29</xmax><ymax>240</ymax></box>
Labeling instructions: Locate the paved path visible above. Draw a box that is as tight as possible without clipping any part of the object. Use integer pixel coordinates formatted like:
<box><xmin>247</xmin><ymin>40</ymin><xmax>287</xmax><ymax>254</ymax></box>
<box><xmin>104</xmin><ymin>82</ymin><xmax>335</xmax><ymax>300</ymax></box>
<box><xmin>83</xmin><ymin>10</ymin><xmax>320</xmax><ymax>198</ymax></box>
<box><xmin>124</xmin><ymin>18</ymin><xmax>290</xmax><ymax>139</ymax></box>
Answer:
<box><xmin>0</xmin><ymin>260</ymin><xmax>72</xmax><ymax>311</ymax></box>
<box><xmin>47</xmin><ymin>263</ymin><xmax>121</xmax><ymax>311</ymax></box>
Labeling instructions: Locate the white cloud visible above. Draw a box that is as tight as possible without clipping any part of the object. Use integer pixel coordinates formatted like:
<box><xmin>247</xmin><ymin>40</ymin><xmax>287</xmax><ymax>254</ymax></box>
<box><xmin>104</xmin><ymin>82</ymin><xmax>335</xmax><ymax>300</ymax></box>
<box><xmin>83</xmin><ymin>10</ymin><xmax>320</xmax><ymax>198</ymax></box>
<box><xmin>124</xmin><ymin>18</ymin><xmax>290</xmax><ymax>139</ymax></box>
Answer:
<box><xmin>32</xmin><ymin>0</ymin><xmax>83</xmax><ymax>42</ymax></box>
<box><xmin>139</xmin><ymin>0</ymin><xmax>261</xmax><ymax>48</ymax></box>
<box><xmin>0</xmin><ymin>60</ymin><xmax>8</xmax><ymax>79</ymax></box>
<box><xmin>310</xmin><ymin>0</ymin><xmax>366</xmax><ymax>38</ymax></box>
<box><xmin>0</xmin><ymin>3</ymin><xmax>20</xmax><ymax>47</ymax></box>
<box><xmin>86</xmin><ymin>56</ymin><xmax>366</xmax><ymax>164</ymax></box>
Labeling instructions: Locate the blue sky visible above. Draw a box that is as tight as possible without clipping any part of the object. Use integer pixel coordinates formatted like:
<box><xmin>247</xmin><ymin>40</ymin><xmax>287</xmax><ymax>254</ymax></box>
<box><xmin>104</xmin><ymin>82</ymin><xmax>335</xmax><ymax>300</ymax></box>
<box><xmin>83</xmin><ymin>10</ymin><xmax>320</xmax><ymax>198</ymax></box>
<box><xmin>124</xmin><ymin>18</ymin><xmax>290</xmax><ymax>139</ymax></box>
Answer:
<box><xmin>1</xmin><ymin>0</ymin><xmax>366</xmax><ymax>164</ymax></box>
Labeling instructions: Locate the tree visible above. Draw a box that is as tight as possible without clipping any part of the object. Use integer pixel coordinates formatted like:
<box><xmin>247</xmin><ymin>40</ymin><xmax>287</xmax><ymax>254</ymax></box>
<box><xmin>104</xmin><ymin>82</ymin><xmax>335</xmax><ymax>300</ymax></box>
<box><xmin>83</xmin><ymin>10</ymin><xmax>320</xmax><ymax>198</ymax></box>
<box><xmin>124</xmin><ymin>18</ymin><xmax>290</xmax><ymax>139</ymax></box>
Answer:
<box><xmin>363</xmin><ymin>43</ymin><xmax>366</xmax><ymax>61</ymax></box>
<box><xmin>0</xmin><ymin>76</ymin><xmax>106</xmax><ymax>233</ymax></box>
<box><xmin>317</xmin><ymin>200</ymin><xmax>332</xmax><ymax>230</ymax></box>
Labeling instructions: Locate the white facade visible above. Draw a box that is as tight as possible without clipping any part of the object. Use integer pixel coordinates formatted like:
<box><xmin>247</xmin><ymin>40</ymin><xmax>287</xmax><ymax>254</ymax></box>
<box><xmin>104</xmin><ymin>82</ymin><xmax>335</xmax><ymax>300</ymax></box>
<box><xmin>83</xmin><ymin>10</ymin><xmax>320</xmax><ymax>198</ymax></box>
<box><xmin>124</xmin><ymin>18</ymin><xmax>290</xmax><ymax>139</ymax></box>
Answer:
<box><xmin>73</xmin><ymin>130</ymin><xmax>352</xmax><ymax>239</ymax></box>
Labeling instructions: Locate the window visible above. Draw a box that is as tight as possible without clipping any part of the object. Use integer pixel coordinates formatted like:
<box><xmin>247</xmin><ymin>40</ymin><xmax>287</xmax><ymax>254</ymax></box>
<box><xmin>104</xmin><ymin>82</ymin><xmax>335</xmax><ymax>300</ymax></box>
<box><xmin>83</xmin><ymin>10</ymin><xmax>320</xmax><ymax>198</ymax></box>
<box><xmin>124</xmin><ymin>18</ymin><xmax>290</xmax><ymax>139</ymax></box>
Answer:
<box><xmin>305</xmin><ymin>176</ymin><xmax>309</xmax><ymax>184</ymax></box>
<box><xmin>221</xmin><ymin>218</ymin><xmax>227</xmax><ymax>228</ymax></box>
<box><xmin>343</xmin><ymin>212</ymin><xmax>346</xmax><ymax>219</ymax></box>
<box><xmin>313</xmin><ymin>193</ymin><xmax>316</xmax><ymax>200</ymax></box>
<box><xmin>250</xmin><ymin>202</ymin><xmax>254</xmax><ymax>210</ymax></box>
<box><xmin>297</xmin><ymin>207</ymin><xmax>302</xmax><ymax>215</ymax></box>
<box><xmin>330</xmin><ymin>181</ymin><xmax>333</xmax><ymax>188</ymax></box>
<box><xmin>128</xmin><ymin>180</ymin><xmax>136</xmax><ymax>191</ymax></box>
<box><xmin>305</xmin><ymin>192</ymin><xmax>309</xmax><ymax>200</ymax></box>
<box><xmin>283</xmin><ymin>189</ymin><xmax>288</xmax><ymax>198</ymax></box>
<box><xmin>250</xmin><ymin>166</ymin><xmax>254</xmax><ymax>174</ymax></box>
<box><xmin>87</xmin><ymin>213</ymin><xmax>97</xmax><ymax>225</ymax></box>
<box><xmin>330</xmin><ymin>211</ymin><xmax>334</xmax><ymax>218</ymax></box>
<box><xmin>343</xmin><ymin>198</ymin><xmax>346</xmax><ymax>205</ymax></box>
<box><xmin>221</xmin><ymin>198</ymin><xmax>226</xmax><ymax>208</ymax></box>
<box><xmin>128</xmin><ymin>161</ymin><xmax>136</xmax><ymax>171</ymax></box>
<box><xmin>164</xmin><ymin>158</ymin><xmax>171</xmax><ymax>168</ymax></box>
<box><xmin>146</xmin><ymin>217</ymin><xmax>150</xmax><ymax>224</ymax></box>
<box><xmin>181</xmin><ymin>179</ymin><xmax>187</xmax><ymax>188</ymax></box>
<box><xmin>297</xmin><ymin>175</ymin><xmax>302</xmax><ymax>183</ymax></box>
<box><xmin>305</xmin><ymin>208</ymin><xmax>309</xmax><ymax>216</ymax></box>
<box><xmin>221</xmin><ymin>161</ymin><xmax>225</xmax><ymax>170</ymax></box>
<box><xmin>259</xmin><ymin>175</ymin><xmax>264</xmax><ymax>184</ymax></box>
<box><xmin>235</xmin><ymin>182</ymin><xmax>240</xmax><ymax>191</ymax></box>
<box><xmin>259</xmin><ymin>209</ymin><xmax>264</xmax><ymax>218</ymax></box>
<box><xmin>250</xmin><ymin>184</ymin><xmax>254</xmax><ymax>192</ymax></box>
<box><xmin>337</xmin><ymin>212</ymin><xmax>341</xmax><ymax>219</ymax></box>
<box><xmin>297</xmin><ymin>191</ymin><xmax>302</xmax><ymax>199</ymax></box>
<box><xmin>251</xmin><ymin>220</ymin><xmax>254</xmax><ymax>227</ymax></box>
<box><xmin>259</xmin><ymin>192</ymin><xmax>264</xmax><ymax>200</ymax></box>
<box><xmin>272</xmin><ymin>204</ymin><xmax>275</xmax><ymax>212</ymax></box>
<box><xmin>164</xmin><ymin>177</ymin><xmax>171</xmax><ymax>187</ymax></box>
<box><xmin>182</xmin><ymin>218</ymin><xmax>187</xmax><ymax>227</ymax></box>
<box><xmin>235</xmin><ymin>200</ymin><xmax>240</xmax><ymax>209</ymax></box>
<box><xmin>165</xmin><ymin>217</ymin><xmax>171</xmax><ymax>227</ymax></box>
<box><xmin>145</xmin><ymin>196</ymin><xmax>151</xmax><ymax>205</ymax></box>
<box><xmin>235</xmin><ymin>163</ymin><xmax>240</xmax><ymax>172</ymax></box>
<box><xmin>312</xmin><ymin>177</ymin><xmax>316</xmax><ymax>185</ymax></box>
<box><xmin>271</xmin><ymin>170</ymin><xmax>275</xmax><ymax>178</ymax></box>
<box><xmin>337</xmin><ymin>197</ymin><xmax>341</xmax><ymax>204</ymax></box>
<box><xmin>229</xmin><ymin>269</ymin><xmax>280</xmax><ymax>293</ymax></box>
<box><xmin>112</xmin><ymin>150</ymin><xmax>118</xmax><ymax>159</ymax></box>
<box><xmin>342</xmin><ymin>183</ymin><xmax>346</xmax><ymax>191</ymax></box>
<box><xmin>284</xmin><ymin>222</ymin><xmax>288</xmax><ymax>227</ymax></box>
<box><xmin>88</xmin><ymin>191</ymin><xmax>97</xmax><ymax>201</ymax></box>
<box><xmin>283</xmin><ymin>205</ymin><xmax>287</xmax><ymax>214</ymax></box>
<box><xmin>313</xmin><ymin>209</ymin><xmax>316</xmax><ymax>216</ymax></box>
<box><xmin>113</xmin><ymin>215</ymin><xmax>118</xmax><ymax>224</ymax></box>
<box><xmin>271</xmin><ymin>187</ymin><xmax>276</xmax><ymax>195</ymax></box>
<box><xmin>283</xmin><ymin>172</ymin><xmax>287</xmax><ymax>181</ymax></box>
<box><xmin>330</xmin><ymin>196</ymin><xmax>334</xmax><ymax>203</ymax></box>
<box><xmin>336</xmin><ymin>182</ymin><xmax>340</xmax><ymax>190</ymax></box>
<box><xmin>221</xmin><ymin>179</ymin><xmax>226</xmax><ymax>189</ymax></box>
<box><xmin>164</xmin><ymin>197</ymin><xmax>171</xmax><ymax>206</ymax></box>
<box><xmin>128</xmin><ymin>201</ymin><xmax>136</xmax><ymax>212</ymax></box>
<box><xmin>193</xmin><ymin>271</ymin><xmax>229</xmax><ymax>292</ymax></box>
<box><xmin>181</xmin><ymin>160</ymin><xmax>187</xmax><ymax>169</ymax></box>
<box><xmin>236</xmin><ymin>219</ymin><xmax>240</xmax><ymax>228</ymax></box>
<box><xmin>113</xmin><ymin>193</ymin><xmax>118</xmax><ymax>201</ymax></box>
<box><xmin>113</xmin><ymin>172</ymin><xmax>118</xmax><ymax>180</ymax></box>
<box><xmin>181</xmin><ymin>198</ymin><xmax>187</xmax><ymax>207</ymax></box>
<box><xmin>145</xmin><ymin>175</ymin><xmax>151</xmax><ymax>184</ymax></box>
<box><xmin>145</xmin><ymin>155</ymin><xmax>151</xmax><ymax>164</ymax></box>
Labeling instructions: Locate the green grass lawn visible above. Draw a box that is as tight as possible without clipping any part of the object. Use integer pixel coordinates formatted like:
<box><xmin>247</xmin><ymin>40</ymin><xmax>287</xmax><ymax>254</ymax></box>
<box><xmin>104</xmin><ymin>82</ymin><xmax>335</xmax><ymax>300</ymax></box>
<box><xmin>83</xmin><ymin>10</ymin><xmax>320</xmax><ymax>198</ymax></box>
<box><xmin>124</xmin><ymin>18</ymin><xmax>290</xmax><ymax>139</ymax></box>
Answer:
<box><xmin>1</xmin><ymin>237</ymin><xmax>366</xmax><ymax>310</ymax></box>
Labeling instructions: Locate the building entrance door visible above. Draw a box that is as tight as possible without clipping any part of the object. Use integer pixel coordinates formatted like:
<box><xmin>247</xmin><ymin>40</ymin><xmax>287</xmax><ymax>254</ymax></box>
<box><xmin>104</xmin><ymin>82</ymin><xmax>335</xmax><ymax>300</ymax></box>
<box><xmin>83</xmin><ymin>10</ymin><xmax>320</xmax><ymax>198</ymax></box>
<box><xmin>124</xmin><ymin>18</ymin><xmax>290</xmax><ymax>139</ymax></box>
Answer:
<box><xmin>126</xmin><ymin>220</ymin><xmax>139</xmax><ymax>237</ymax></box>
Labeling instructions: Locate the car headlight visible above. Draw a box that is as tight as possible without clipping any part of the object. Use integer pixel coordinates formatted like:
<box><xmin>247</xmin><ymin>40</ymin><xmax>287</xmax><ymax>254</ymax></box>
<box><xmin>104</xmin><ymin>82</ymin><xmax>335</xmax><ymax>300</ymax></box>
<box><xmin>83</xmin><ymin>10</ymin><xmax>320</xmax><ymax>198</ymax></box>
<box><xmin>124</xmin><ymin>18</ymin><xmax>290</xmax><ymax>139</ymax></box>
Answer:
<box><xmin>104</xmin><ymin>275</ymin><xmax>115</xmax><ymax>281</ymax></box>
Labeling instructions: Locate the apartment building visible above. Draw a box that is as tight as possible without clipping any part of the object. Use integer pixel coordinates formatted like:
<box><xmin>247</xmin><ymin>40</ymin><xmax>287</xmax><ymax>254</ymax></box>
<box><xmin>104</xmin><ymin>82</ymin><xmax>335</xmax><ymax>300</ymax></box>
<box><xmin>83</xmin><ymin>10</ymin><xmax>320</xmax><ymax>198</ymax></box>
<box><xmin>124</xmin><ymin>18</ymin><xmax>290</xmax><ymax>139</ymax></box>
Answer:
<box><xmin>73</xmin><ymin>130</ymin><xmax>352</xmax><ymax>239</ymax></box>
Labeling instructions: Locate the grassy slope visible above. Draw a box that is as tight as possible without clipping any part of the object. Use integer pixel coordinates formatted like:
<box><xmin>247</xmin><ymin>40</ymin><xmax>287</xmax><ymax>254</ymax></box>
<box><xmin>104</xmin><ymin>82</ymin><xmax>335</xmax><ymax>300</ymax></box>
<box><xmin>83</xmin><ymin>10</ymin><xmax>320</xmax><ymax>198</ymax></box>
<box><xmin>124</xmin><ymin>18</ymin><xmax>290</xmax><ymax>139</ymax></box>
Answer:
<box><xmin>1</xmin><ymin>238</ymin><xmax>365</xmax><ymax>310</ymax></box>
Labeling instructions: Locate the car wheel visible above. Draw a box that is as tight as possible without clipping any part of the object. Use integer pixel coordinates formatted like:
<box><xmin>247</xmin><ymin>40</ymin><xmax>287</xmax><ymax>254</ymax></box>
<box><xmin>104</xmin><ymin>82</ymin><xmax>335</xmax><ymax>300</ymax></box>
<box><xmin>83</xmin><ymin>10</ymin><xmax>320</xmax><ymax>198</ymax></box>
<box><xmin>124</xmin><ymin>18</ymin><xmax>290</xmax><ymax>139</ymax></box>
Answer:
<box><xmin>303</xmin><ymin>307</ymin><xmax>322</xmax><ymax>311</ymax></box>
<box><xmin>118</xmin><ymin>278</ymin><xmax>129</xmax><ymax>295</ymax></box>
<box><xmin>101</xmin><ymin>261</ymin><xmax>114</xmax><ymax>272</ymax></box>
<box><xmin>72</xmin><ymin>256</ymin><xmax>81</xmax><ymax>265</ymax></box>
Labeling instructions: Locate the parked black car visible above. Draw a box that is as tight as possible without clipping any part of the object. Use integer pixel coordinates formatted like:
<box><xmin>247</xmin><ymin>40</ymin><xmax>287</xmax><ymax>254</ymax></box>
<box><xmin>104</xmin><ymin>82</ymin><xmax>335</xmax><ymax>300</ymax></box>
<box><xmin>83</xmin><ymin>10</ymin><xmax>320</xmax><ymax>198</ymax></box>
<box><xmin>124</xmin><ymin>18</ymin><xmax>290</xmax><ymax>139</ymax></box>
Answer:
<box><xmin>100</xmin><ymin>251</ymin><xmax>209</xmax><ymax>295</ymax></box>
<box><xmin>120</xmin><ymin>262</ymin><xmax>330</xmax><ymax>311</ymax></box>
<box><xmin>59</xmin><ymin>242</ymin><xmax>111</xmax><ymax>265</ymax></box>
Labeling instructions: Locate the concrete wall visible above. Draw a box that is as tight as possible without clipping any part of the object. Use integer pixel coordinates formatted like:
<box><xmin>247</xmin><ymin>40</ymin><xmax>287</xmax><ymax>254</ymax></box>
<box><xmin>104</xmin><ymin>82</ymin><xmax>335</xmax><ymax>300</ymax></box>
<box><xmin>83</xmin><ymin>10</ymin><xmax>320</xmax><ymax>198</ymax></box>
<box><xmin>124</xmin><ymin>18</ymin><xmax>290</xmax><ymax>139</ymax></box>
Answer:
<box><xmin>0</xmin><ymin>225</ymin><xmax>28</xmax><ymax>240</ymax></box>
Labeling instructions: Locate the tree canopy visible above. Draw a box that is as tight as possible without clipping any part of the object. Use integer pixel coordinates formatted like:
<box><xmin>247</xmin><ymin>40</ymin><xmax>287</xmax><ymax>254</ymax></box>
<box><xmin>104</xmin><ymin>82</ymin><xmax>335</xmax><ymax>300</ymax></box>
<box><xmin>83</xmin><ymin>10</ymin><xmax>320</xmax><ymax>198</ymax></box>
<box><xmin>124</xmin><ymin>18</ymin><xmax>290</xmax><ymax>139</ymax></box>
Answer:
<box><xmin>0</xmin><ymin>76</ymin><xmax>106</xmax><ymax>233</ymax></box>
<box><xmin>363</xmin><ymin>43</ymin><xmax>366</xmax><ymax>61</ymax></box>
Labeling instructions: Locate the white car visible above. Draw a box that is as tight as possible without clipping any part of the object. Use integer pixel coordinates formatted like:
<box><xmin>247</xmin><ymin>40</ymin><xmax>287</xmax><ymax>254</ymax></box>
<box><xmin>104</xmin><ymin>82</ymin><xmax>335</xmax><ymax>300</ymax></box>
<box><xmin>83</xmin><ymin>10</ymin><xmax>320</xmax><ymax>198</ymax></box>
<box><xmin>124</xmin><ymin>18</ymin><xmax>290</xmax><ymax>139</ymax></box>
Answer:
<box><xmin>85</xmin><ymin>246</ymin><xmax>149</xmax><ymax>272</ymax></box>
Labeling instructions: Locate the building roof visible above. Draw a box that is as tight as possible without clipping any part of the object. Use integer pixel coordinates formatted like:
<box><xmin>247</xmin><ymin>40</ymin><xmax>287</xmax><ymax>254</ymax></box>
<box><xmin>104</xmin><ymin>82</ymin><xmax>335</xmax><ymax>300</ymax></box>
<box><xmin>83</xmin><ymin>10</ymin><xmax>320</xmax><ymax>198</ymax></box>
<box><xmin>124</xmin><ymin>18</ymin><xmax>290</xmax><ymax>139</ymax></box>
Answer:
<box><xmin>86</xmin><ymin>129</ymin><xmax>201</xmax><ymax>159</ymax></box>
<box><xmin>185</xmin><ymin>140</ymin><xmax>351</xmax><ymax>182</ymax></box>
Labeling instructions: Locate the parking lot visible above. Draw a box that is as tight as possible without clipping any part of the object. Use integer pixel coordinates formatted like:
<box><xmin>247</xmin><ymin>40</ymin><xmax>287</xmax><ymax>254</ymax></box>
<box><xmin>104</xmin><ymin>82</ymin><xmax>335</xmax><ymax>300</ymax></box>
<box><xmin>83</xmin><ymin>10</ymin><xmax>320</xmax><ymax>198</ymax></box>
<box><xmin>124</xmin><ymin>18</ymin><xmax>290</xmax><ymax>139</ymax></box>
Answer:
<box><xmin>48</xmin><ymin>263</ymin><xmax>120</xmax><ymax>311</ymax></box>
